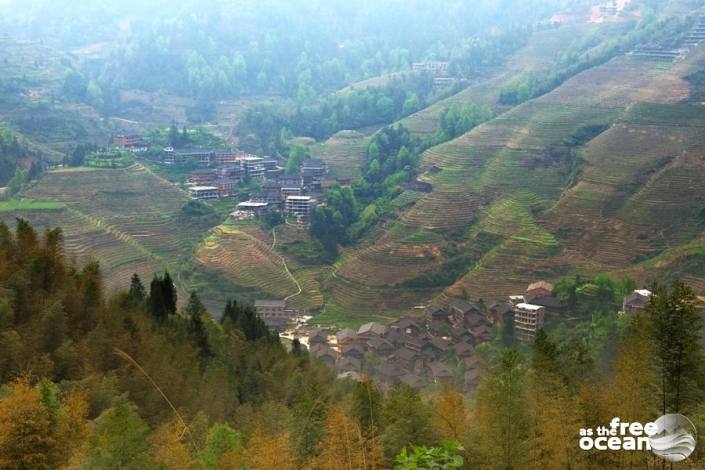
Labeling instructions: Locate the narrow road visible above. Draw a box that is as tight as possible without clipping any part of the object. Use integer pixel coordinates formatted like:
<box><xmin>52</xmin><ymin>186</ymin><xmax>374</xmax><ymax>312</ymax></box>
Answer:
<box><xmin>271</xmin><ymin>227</ymin><xmax>302</xmax><ymax>301</ymax></box>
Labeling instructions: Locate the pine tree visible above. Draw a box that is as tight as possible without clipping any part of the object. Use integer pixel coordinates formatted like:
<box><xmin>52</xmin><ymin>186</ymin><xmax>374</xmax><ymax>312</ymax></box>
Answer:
<box><xmin>648</xmin><ymin>281</ymin><xmax>705</xmax><ymax>414</ymax></box>
<box><xmin>129</xmin><ymin>273</ymin><xmax>146</xmax><ymax>302</ymax></box>
<box><xmin>148</xmin><ymin>274</ymin><xmax>168</xmax><ymax>320</ymax></box>
<box><xmin>162</xmin><ymin>271</ymin><xmax>177</xmax><ymax>316</ymax></box>
<box><xmin>470</xmin><ymin>349</ymin><xmax>529</xmax><ymax>470</ymax></box>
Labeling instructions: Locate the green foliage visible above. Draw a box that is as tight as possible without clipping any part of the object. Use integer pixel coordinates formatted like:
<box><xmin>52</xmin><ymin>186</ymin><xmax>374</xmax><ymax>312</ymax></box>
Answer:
<box><xmin>200</xmin><ymin>423</ymin><xmax>241</xmax><ymax>469</ymax></box>
<box><xmin>148</xmin><ymin>272</ymin><xmax>177</xmax><ymax>320</ymax></box>
<box><xmin>395</xmin><ymin>441</ymin><xmax>464</xmax><ymax>470</ymax></box>
<box><xmin>86</xmin><ymin>401</ymin><xmax>153</xmax><ymax>469</ymax></box>
<box><xmin>647</xmin><ymin>281</ymin><xmax>705</xmax><ymax>414</ymax></box>
<box><xmin>287</xmin><ymin>144</ymin><xmax>309</xmax><ymax>173</ymax></box>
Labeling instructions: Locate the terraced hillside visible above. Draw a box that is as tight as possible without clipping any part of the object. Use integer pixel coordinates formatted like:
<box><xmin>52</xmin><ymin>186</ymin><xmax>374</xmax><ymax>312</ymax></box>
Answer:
<box><xmin>398</xmin><ymin>21</ymin><xmax>632</xmax><ymax>138</ymax></box>
<box><xmin>8</xmin><ymin>165</ymin><xmax>214</xmax><ymax>296</ymax></box>
<box><xmin>0</xmin><ymin>206</ymin><xmax>162</xmax><ymax>293</ymax></box>
<box><xmin>310</xmin><ymin>130</ymin><xmax>373</xmax><ymax>180</ymax></box>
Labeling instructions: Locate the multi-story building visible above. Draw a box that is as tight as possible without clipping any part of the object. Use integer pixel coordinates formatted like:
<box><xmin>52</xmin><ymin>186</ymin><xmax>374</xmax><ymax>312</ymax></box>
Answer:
<box><xmin>218</xmin><ymin>165</ymin><xmax>245</xmax><ymax>180</ymax></box>
<box><xmin>513</xmin><ymin>303</ymin><xmax>545</xmax><ymax>342</ymax></box>
<box><xmin>412</xmin><ymin>61</ymin><xmax>449</xmax><ymax>76</ymax></box>
<box><xmin>254</xmin><ymin>299</ymin><xmax>299</xmax><ymax>331</ymax></box>
<box><xmin>240</xmin><ymin>156</ymin><xmax>266</xmax><ymax>180</ymax></box>
<box><xmin>213</xmin><ymin>178</ymin><xmax>239</xmax><ymax>197</ymax></box>
<box><xmin>188</xmin><ymin>186</ymin><xmax>219</xmax><ymax>200</ymax></box>
<box><xmin>302</xmin><ymin>159</ymin><xmax>327</xmax><ymax>186</ymax></box>
<box><xmin>189</xmin><ymin>169</ymin><xmax>217</xmax><ymax>184</ymax></box>
<box><xmin>113</xmin><ymin>134</ymin><xmax>141</xmax><ymax>148</ymax></box>
<box><xmin>284</xmin><ymin>195</ymin><xmax>316</xmax><ymax>222</ymax></box>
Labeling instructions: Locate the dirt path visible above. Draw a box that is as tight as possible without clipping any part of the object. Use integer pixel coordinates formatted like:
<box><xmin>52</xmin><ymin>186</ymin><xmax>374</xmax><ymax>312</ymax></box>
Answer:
<box><xmin>271</xmin><ymin>227</ymin><xmax>302</xmax><ymax>301</ymax></box>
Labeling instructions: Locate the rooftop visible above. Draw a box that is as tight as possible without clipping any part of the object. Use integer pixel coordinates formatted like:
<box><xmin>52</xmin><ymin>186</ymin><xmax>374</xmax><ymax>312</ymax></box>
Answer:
<box><xmin>515</xmin><ymin>303</ymin><xmax>544</xmax><ymax>311</ymax></box>
<box><xmin>190</xmin><ymin>186</ymin><xmax>218</xmax><ymax>191</ymax></box>
<box><xmin>527</xmin><ymin>281</ymin><xmax>553</xmax><ymax>292</ymax></box>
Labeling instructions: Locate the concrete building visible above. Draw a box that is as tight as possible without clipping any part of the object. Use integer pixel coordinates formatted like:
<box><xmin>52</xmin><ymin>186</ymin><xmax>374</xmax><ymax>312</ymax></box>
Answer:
<box><xmin>213</xmin><ymin>178</ymin><xmax>239</xmax><ymax>197</ymax></box>
<box><xmin>240</xmin><ymin>156</ymin><xmax>266</xmax><ymax>180</ymax></box>
<box><xmin>254</xmin><ymin>299</ymin><xmax>298</xmax><ymax>331</ymax></box>
<box><xmin>189</xmin><ymin>169</ymin><xmax>217</xmax><ymax>184</ymax></box>
<box><xmin>113</xmin><ymin>134</ymin><xmax>141</xmax><ymax>148</ymax></box>
<box><xmin>513</xmin><ymin>303</ymin><xmax>545</xmax><ymax>342</ymax></box>
<box><xmin>218</xmin><ymin>165</ymin><xmax>245</xmax><ymax>180</ymax></box>
<box><xmin>284</xmin><ymin>195</ymin><xmax>316</xmax><ymax>222</ymax></box>
<box><xmin>412</xmin><ymin>61</ymin><xmax>449</xmax><ymax>75</ymax></box>
<box><xmin>188</xmin><ymin>186</ymin><xmax>219</xmax><ymax>200</ymax></box>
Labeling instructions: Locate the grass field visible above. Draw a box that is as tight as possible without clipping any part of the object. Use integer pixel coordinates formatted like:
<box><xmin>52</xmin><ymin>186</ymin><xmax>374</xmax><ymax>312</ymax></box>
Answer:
<box><xmin>0</xmin><ymin>198</ymin><xmax>65</xmax><ymax>212</ymax></box>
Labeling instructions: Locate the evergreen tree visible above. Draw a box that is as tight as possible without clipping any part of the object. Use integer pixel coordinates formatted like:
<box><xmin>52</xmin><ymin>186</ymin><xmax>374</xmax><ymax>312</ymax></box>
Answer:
<box><xmin>161</xmin><ymin>272</ymin><xmax>177</xmax><ymax>316</ymax></box>
<box><xmin>647</xmin><ymin>281</ymin><xmax>705</xmax><ymax>414</ymax></box>
<box><xmin>129</xmin><ymin>273</ymin><xmax>146</xmax><ymax>302</ymax></box>
<box><xmin>148</xmin><ymin>274</ymin><xmax>168</xmax><ymax>320</ymax></box>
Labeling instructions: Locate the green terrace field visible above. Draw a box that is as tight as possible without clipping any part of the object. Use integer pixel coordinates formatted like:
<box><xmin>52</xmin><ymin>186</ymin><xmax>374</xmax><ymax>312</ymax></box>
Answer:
<box><xmin>0</xmin><ymin>207</ymin><xmax>163</xmax><ymax>293</ymax></box>
<box><xmin>7</xmin><ymin>165</ymin><xmax>216</xmax><ymax>299</ymax></box>
<box><xmin>397</xmin><ymin>21</ymin><xmax>631</xmax><ymax>138</ymax></box>
<box><xmin>310</xmin><ymin>130</ymin><xmax>373</xmax><ymax>180</ymax></box>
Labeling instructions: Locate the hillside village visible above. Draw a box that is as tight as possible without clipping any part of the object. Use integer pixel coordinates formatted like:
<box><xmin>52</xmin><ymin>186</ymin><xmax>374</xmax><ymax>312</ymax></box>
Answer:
<box><xmin>252</xmin><ymin>280</ymin><xmax>659</xmax><ymax>390</ymax></box>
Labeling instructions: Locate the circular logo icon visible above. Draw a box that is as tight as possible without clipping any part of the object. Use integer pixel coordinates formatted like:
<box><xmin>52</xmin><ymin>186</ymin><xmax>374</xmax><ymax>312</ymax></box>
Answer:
<box><xmin>649</xmin><ymin>414</ymin><xmax>697</xmax><ymax>462</ymax></box>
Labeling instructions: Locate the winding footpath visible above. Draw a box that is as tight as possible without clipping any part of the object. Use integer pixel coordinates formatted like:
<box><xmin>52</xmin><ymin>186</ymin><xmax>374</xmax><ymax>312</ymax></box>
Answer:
<box><xmin>271</xmin><ymin>227</ymin><xmax>303</xmax><ymax>302</ymax></box>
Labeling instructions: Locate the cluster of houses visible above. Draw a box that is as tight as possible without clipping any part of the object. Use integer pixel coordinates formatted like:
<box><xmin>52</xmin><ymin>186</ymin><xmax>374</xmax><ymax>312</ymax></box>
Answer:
<box><xmin>252</xmin><ymin>279</ymin><xmax>662</xmax><ymax>391</ymax></box>
<box><xmin>411</xmin><ymin>61</ymin><xmax>458</xmax><ymax>87</ymax></box>
<box><xmin>231</xmin><ymin>159</ymin><xmax>330</xmax><ymax>223</ymax></box>
<box><xmin>304</xmin><ymin>298</ymin><xmax>493</xmax><ymax>392</ymax></box>
<box><xmin>161</xmin><ymin>145</ymin><xmax>332</xmax><ymax>224</ymax></box>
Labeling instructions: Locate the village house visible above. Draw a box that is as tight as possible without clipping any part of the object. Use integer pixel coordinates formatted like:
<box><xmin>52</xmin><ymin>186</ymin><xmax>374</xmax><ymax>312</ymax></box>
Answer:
<box><xmin>621</xmin><ymin>289</ymin><xmax>652</xmax><ymax>315</ymax></box>
<box><xmin>412</xmin><ymin>61</ymin><xmax>449</xmax><ymax>75</ymax></box>
<box><xmin>394</xmin><ymin>347</ymin><xmax>424</xmax><ymax>372</ymax></box>
<box><xmin>234</xmin><ymin>201</ymin><xmax>270</xmax><ymax>217</ymax></box>
<box><xmin>113</xmin><ymin>134</ymin><xmax>141</xmax><ymax>148</ymax></box>
<box><xmin>486</xmin><ymin>301</ymin><xmax>514</xmax><ymax>325</ymax></box>
<box><xmin>254</xmin><ymin>299</ymin><xmax>298</xmax><ymax>331</ymax></box>
<box><xmin>279</xmin><ymin>173</ymin><xmax>304</xmax><ymax>188</ymax></box>
<box><xmin>218</xmin><ymin>165</ymin><xmax>245</xmax><ymax>180</ymax></box>
<box><xmin>261</xmin><ymin>180</ymin><xmax>284</xmax><ymax>203</ymax></box>
<box><xmin>179</xmin><ymin>149</ymin><xmax>214</xmax><ymax>166</ymax></box>
<box><xmin>336</xmin><ymin>329</ymin><xmax>358</xmax><ymax>350</ymax></box>
<box><xmin>301</xmin><ymin>159</ymin><xmax>328</xmax><ymax>186</ymax></box>
<box><xmin>337</xmin><ymin>356</ymin><xmax>362</xmax><ymax>374</ymax></box>
<box><xmin>358</xmin><ymin>322</ymin><xmax>388</xmax><ymax>339</ymax></box>
<box><xmin>366</xmin><ymin>337</ymin><xmax>395</xmax><ymax>357</ymax></box>
<box><xmin>341</xmin><ymin>344</ymin><xmax>365</xmax><ymax>361</ymax></box>
<box><xmin>428</xmin><ymin>307</ymin><xmax>451</xmax><ymax>333</ymax></box>
<box><xmin>310</xmin><ymin>344</ymin><xmax>337</xmax><ymax>368</ymax></box>
<box><xmin>213</xmin><ymin>178</ymin><xmax>239</xmax><ymax>197</ymax></box>
<box><xmin>391</xmin><ymin>318</ymin><xmax>422</xmax><ymax>337</ymax></box>
<box><xmin>428</xmin><ymin>362</ymin><xmax>454</xmax><ymax>385</ymax></box>
<box><xmin>526</xmin><ymin>280</ymin><xmax>553</xmax><ymax>298</ymax></box>
<box><xmin>308</xmin><ymin>328</ymin><xmax>329</xmax><ymax>348</ymax></box>
<box><xmin>402</xmin><ymin>180</ymin><xmax>433</xmax><ymax>193</ymax></box>
<box><xmin>449</xmin><ymin>299</ymin><xmax>483</xmax><ymax>328</ymax></box>
<box><xmin>239</xmin><ymin>155</ymin><xmax>266</xmax><ymax>179</ymax></box>
<box><xmin>214</xmin><ymin>150</ymin><xmax>241</xmax><ymax>165</ymax></box>
<box><xmin>188</xmin><ymin>186</ymin><xmax>219</xmax><ymax>200</ymax></box>
<box><xmin>513</xmin><ymin>303</ymin><xmax>545</xmax><ymax>342</ymax></box>
<box><xmin>189</xmin><ymin>169</ymin><xmax>217</xmax><ymax>184</ymax></box>
<box><xmin>453</xmin><ymin>341</ymin><xmax>475</xmax><ymax>359</ymax></box>
<box><xmin>284</xmin><ymin>196</ymin><xmax>317</xmax><ymax>223</ymax></box>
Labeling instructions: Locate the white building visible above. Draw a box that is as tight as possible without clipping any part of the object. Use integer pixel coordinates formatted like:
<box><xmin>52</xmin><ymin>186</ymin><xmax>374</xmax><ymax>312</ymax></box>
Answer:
<box><xmin>285</xmin><ymin>195</ymin><xmax>316</xmax><ymax>222</ymax></box>
<box><xmin>513</xmin><ymin>303</ymin><xmax>545</xmax><ymax>342</ymax></box>
<box><xmin>189</xmin><ymin>186</ymin><xmax>219</xmax><ymax>200</ymax></box>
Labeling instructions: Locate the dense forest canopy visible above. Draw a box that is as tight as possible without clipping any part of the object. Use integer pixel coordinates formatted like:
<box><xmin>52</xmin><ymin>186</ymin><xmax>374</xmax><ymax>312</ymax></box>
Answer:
<box><xmin>0</xmin><ymin>0</ymin><xmax>578</xmax><ymax>101</ymax></box>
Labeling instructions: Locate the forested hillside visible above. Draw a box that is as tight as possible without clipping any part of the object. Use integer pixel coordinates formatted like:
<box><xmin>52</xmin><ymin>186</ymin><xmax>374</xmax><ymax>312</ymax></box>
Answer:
<box><xmin>1</xmin><ymin>220</ymin><xmax>704</xmax><ymax>469</ymax></box>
